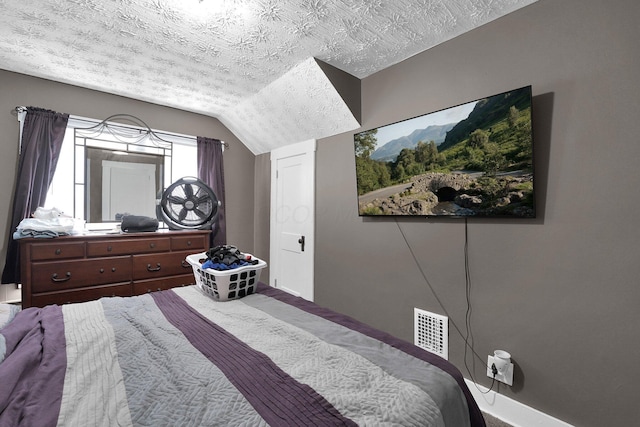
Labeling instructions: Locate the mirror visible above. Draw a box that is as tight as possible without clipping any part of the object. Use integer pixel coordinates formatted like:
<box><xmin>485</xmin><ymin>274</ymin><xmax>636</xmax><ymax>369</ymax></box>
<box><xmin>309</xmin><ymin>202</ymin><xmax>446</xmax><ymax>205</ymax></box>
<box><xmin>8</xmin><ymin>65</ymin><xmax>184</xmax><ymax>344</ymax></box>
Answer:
<box><xmin>71</xmin><ymin>116</ymin><xmax>174</xmax><ymax>227</ymax></box>
<box><xmin>85</xmin><ymin>147</ymin><xmax>164</xmax><ymax>223</ymax></box>
<box><xmin>46</xmin><ymin>115</ymin><xmax>199</xmax><ymax>230</ymax></box>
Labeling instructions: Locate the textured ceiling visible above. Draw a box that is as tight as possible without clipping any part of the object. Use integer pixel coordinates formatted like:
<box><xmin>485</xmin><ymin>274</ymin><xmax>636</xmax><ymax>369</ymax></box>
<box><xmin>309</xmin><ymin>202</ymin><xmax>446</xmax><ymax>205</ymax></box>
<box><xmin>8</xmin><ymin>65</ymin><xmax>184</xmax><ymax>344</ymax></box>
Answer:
<box><xmin>0</xmin><ymin>0</ymin><xmax>537</xmax><ymax>154</ymax></box>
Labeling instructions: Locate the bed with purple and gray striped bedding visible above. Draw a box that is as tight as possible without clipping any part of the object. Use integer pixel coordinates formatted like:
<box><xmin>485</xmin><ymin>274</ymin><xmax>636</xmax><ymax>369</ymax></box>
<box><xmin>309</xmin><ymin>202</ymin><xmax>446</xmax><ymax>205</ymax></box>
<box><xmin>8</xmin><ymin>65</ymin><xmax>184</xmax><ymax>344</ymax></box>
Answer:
<box><xmin>0</xmin><ymin>283</ymin><xmax>485</xmax><ymax>427</ymax></box>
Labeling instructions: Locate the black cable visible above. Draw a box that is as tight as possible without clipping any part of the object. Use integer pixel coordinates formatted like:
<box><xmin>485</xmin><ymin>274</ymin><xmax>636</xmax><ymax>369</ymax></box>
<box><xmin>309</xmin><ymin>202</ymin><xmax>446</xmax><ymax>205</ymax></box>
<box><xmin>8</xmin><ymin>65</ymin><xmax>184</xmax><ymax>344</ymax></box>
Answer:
<box><xmin>395</xmin><ymin>218</ymin><xmax>496</xmax><ymax>394</ymax></box>
<box><xmin>463</xmin><ymin>218</ymin><xmax>496</xmax><ymax>393</ymax></box>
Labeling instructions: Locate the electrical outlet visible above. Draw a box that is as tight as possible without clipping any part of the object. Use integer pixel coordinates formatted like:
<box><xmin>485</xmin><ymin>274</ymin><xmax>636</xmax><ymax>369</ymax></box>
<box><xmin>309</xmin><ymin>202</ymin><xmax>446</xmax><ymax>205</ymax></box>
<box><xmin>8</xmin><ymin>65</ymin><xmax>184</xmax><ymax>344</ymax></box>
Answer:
<box><xmin>487</xmin><ymin>355</ymin><xmax>514</xmax><ymax>386</ymax></box>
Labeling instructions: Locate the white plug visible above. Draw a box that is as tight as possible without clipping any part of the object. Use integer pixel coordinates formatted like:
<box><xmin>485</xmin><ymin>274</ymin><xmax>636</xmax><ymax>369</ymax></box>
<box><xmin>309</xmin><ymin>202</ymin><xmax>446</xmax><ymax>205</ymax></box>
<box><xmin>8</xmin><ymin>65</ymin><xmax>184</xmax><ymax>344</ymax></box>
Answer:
<box><xmin>487</xmin><ymin>355</ymin><xmax>514</xmax><ymax>386</ymax></box>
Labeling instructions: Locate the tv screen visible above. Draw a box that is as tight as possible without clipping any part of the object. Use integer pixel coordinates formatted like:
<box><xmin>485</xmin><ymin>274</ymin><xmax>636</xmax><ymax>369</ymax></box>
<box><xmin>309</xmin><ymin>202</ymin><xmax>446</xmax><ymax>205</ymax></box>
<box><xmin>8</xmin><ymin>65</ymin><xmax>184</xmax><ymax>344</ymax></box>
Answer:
<box><xmin>354</xmin><ymin>85</ymin><xmax>535</xmax><ymax>218</ymax></box>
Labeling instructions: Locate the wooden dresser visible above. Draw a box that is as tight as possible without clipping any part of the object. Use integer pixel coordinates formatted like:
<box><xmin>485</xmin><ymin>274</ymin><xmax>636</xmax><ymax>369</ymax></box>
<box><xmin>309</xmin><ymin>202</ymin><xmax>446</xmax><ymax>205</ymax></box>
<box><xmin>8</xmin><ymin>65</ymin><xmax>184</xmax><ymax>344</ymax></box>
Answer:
<box><xmin>19</xmin><ymin>230</ymin><xmax>210</xmax><ymax>308</ymax></box>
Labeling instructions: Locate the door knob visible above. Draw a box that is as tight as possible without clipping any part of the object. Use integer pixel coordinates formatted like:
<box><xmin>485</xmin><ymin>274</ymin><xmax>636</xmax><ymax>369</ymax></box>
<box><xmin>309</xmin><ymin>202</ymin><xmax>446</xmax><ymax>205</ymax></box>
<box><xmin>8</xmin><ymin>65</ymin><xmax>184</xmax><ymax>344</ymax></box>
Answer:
<box><xmin>298</xmin><ymin>236</ymin><xmax>305</xmax><ymax>252</ymax></box>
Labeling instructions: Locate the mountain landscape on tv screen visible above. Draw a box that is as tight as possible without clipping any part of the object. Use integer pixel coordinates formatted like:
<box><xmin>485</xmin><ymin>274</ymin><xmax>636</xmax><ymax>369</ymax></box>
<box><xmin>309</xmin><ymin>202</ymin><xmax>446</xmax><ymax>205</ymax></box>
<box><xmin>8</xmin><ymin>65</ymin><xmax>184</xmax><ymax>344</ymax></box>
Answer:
<box><xmin>370</xmin><ymin>123</ymin><xmax>455</xmax><ymax>162</ymax></box>
<box><xmin>354</xmin><ymin>86</ymin><xmax>534</xmax><ymax>218</ymax></box>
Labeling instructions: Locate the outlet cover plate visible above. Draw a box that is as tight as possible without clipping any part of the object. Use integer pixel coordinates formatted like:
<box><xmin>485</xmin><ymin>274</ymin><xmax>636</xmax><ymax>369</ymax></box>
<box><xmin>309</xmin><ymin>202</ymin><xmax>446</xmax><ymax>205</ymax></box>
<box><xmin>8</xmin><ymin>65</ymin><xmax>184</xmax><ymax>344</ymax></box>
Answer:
<box><xmin>487</xmin><ymin>355</ymin><xmax>514</xmax><ymax>386</ymax></box>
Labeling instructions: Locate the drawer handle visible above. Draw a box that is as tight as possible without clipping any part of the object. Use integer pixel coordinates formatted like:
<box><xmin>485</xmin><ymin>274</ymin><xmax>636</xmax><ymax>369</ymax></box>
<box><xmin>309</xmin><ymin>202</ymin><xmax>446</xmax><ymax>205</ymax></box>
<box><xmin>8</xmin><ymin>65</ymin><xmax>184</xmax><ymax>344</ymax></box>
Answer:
<box><xmin>147</xmin><ymin>263</ymin><xmax>161</xmax><ymax>272</ymax></box>
<box><xmin>149</xmin><ymin>243</ymin><xmax>156</xmax><ymax>249</ymax></box>
<box><xmin>181</xmin><ymin>260</ymin><xmax>190</xmax><ymax>268</ymax></box>
<box><xmin>107</xmin><ymin>246</ymin><xmax>113</xmax><ymax>252</ymax></box>
<box><xmin>55</xmin><ymin>249</ymin><xmax>62</xmax><ymax>255</ymax></box>
<box><xmin>187</xmin><ymin>240</ymin><xmax>192</xmax><ymax>246</ymax></box>
<box><xmin>52</xmin><ymin>272</ymin><xmax>71</xmax><ymax>282</ymax></box>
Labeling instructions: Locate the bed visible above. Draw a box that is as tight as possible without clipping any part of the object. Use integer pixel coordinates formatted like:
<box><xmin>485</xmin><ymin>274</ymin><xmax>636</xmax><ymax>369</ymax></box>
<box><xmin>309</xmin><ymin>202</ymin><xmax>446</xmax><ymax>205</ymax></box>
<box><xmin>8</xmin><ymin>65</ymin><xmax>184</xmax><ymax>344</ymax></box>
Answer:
<box><xmin>0</xmin><ymin>283</ymin><xmax>485</xmax><ymax>426</ymax></box>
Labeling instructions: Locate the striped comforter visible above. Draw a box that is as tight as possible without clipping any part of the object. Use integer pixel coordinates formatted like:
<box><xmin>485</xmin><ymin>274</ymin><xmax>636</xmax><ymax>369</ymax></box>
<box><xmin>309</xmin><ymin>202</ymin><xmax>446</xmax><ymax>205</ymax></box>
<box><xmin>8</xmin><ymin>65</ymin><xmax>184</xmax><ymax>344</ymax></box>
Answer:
<box><xmin>0</xmin><ymin>284</ymin><xmax>485</xmax><ymax>426</ymax></box>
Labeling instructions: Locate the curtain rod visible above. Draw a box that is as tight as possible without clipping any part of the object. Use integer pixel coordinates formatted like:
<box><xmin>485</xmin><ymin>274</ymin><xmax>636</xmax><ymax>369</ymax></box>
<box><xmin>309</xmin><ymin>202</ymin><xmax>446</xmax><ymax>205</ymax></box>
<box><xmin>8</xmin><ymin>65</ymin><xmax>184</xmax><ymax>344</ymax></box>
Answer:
<box><xmin>12</xmin><ymin>109</ymin><xmax>228</xmax><ymax>149</ymax></box>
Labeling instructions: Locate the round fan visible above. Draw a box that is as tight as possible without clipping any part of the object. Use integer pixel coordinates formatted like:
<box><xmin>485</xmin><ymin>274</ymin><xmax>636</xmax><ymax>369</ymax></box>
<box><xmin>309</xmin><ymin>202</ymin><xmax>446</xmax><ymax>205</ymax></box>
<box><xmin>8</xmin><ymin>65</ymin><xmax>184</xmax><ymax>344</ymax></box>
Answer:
<box><xmin>157</xmin><ymin>177</ymin><xmax>220</xmax><ymax>230</ymax></box>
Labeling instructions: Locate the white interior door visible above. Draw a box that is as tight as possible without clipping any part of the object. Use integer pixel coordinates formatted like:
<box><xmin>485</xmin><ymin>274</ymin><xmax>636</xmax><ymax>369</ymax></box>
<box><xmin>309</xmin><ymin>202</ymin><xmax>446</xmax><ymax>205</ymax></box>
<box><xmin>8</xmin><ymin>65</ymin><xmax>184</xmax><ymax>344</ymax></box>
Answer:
<box><xmin>102</xmin><ymin>161</ymin><xmax>156</xmax><ymax>221</ymax></box>
<box><xmin>270</xmin><ymin>140</ymin><xmax>315</xmax><ymax>301</ymax></box>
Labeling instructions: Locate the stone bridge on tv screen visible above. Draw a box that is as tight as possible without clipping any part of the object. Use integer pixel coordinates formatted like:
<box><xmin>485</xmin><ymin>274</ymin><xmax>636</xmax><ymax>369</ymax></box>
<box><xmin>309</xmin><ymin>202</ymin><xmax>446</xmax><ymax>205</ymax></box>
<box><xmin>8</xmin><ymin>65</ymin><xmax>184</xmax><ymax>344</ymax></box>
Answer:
<box><xmin>408</xmin><ymin>172</ymin><xmax>476</xmax><ymax>201</ymax></box>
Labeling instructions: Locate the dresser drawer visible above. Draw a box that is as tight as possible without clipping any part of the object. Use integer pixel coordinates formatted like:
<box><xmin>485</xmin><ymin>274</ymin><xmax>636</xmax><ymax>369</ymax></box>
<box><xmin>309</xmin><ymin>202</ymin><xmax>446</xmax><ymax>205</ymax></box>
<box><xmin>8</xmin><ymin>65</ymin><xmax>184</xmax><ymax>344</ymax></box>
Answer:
<box><xmin>20</xmin><ymin>230</ymin><xmax>210</xmax><ymax>308</ymax></box>
<box><xmin>30</xmin><ymin>242</ymin><xmax>85</xmax><ymax>261</ymax></box>
<box><xmin>170</xmin><ymin>234</ymin><xmax>207</xmax><ymax>251</ymax></box>
<box><xmin>31</xmin><ymin>256</ymin><xmax>132</xmax><ymax>293</ymax></box>
<box><xmin>31</xmin><ymin>283</ymin><xmax>132</xmax><ymax>307</ymax></box>
<box><xmin>87</xmin><ymin>237</ymin><xmax>170</xmax><ymax>257</ymax></box>
<box><xmin>132</xmin><ymin>251</ymin><xmax>193</xmax><ymax>280</ymax></box>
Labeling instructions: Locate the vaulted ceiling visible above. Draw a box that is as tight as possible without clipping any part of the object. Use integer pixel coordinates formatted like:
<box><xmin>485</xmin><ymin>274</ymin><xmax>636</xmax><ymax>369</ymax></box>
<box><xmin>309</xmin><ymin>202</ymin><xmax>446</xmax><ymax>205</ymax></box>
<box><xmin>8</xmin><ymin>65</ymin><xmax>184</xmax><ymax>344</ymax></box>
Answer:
<box><xmin>0</xmin><ymin>0</ymin><xmax>537</xmax><ymax>154</ymax></box>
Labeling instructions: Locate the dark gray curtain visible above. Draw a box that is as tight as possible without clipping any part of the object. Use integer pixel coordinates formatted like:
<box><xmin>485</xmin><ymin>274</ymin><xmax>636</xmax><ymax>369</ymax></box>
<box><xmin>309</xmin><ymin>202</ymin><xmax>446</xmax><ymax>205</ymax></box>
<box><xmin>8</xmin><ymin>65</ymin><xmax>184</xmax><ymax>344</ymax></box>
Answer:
<box><xmin>2</xmin><ymin>107</ymin><xmax>69</xmax><ymax>284</ymax></box>
<box><xmin>197</xmin><ymin>136</ymin><xmax>226</xmax><ymax>248</ymax></box>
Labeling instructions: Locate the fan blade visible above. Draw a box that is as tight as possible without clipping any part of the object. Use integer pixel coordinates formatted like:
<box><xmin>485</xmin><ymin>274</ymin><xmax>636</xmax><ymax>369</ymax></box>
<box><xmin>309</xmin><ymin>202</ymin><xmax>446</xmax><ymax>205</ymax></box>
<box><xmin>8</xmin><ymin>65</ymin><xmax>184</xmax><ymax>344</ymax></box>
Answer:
<box><xmin>195</xmin><ymin>195</ymin><xmax>212</xmax><ymax>204</ymax></box>
<box><xmin>193</xmin><ymin>207</ymin><xmax>208</xmax><ymax>219</ymax></box>
<box><xmin>183</xmin><ymin>183</ymin><xmax>194</xmax><ymax>198</ymax></box>
<box><xmin>178</xmin><ymin>208</ymin><xmax>188</xmax><ymax>222</ymax></box>
<box><xmin>167</xmin><ymin>195</ymin><xmax>186</xmax><ymax>205</ymax></box>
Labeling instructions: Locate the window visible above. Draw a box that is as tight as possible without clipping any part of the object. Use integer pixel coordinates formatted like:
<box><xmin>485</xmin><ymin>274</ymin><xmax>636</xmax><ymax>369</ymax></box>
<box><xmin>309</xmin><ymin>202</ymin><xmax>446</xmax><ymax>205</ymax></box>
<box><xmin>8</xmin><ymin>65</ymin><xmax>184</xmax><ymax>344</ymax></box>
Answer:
<box><xmin>45</xmin><ymin>115</ymin><xmax>198</xmax><ymax>228</ymax></box>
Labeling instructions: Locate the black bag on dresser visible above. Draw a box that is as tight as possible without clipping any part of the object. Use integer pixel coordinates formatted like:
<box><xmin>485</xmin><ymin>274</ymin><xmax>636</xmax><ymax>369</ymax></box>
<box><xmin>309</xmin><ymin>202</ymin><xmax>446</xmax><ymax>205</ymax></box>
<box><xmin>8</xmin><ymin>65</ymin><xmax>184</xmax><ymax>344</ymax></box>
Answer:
<box><xmin>121</xmin><ymin>215</ymin><xmax>159</xmax><ymax>232</ymax></box>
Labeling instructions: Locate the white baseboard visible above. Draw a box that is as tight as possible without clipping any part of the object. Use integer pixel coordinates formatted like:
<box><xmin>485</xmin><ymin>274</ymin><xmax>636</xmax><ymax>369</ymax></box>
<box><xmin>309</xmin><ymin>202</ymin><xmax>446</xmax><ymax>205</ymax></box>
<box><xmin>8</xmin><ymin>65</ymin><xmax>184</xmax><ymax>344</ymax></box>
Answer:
<box><xmin>465</xmin><ymin>379</ymin><xmax>574</xmax><ymax>427</ymax></box>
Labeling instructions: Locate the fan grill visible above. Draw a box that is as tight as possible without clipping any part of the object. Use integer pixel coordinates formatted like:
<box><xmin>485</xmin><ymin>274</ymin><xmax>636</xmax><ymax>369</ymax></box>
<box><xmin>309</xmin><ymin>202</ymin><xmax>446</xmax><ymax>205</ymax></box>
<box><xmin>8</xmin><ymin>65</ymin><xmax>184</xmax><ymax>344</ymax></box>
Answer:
<box><xmin>158</xmin><ymin>177</ymin><xmax>219</xmax><ymax>230</ymax></box>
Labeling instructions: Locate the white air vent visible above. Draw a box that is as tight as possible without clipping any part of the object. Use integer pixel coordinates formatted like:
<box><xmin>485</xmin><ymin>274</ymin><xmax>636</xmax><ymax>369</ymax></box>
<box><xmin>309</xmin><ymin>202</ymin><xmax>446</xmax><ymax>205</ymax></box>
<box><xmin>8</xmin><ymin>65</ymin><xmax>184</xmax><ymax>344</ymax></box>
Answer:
<box><xmin>414</xmin><ymin>308</ymin><xmax>448</xmax><ymax>359</ymax></box>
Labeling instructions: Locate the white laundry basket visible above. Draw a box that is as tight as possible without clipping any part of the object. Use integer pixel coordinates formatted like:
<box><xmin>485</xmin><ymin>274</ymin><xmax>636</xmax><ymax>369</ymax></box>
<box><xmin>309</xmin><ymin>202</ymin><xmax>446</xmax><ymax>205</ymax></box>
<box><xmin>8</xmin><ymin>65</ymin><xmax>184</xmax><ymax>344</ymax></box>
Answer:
<box><xmin>186</xmin><ymin>252</ymin><xmax>267</xmax><ymax>301</ymax></box>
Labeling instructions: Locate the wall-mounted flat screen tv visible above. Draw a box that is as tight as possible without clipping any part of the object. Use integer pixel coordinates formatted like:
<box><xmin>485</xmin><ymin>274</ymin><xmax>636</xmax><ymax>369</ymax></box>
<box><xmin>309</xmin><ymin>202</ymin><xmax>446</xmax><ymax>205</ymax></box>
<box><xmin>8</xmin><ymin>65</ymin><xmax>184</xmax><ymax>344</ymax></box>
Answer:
<box><xmin>354</xmin><ymin>85</ymin><xmax>535</xmax><ymax>218</ymax></box>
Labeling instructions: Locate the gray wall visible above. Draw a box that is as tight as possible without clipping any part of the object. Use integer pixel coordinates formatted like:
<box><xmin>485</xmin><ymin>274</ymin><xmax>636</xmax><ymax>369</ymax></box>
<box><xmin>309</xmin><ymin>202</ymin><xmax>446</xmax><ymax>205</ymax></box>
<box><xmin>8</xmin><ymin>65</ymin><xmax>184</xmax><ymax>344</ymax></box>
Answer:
<box><xmin>314</xmin><ymin>0</ymin><xmax>639</xmax><ymax>426</ymax></box>
<box><xmin>0</xmin><ymin>70</ymin><xmax>257</xmax><ymax>271</ymax></box>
